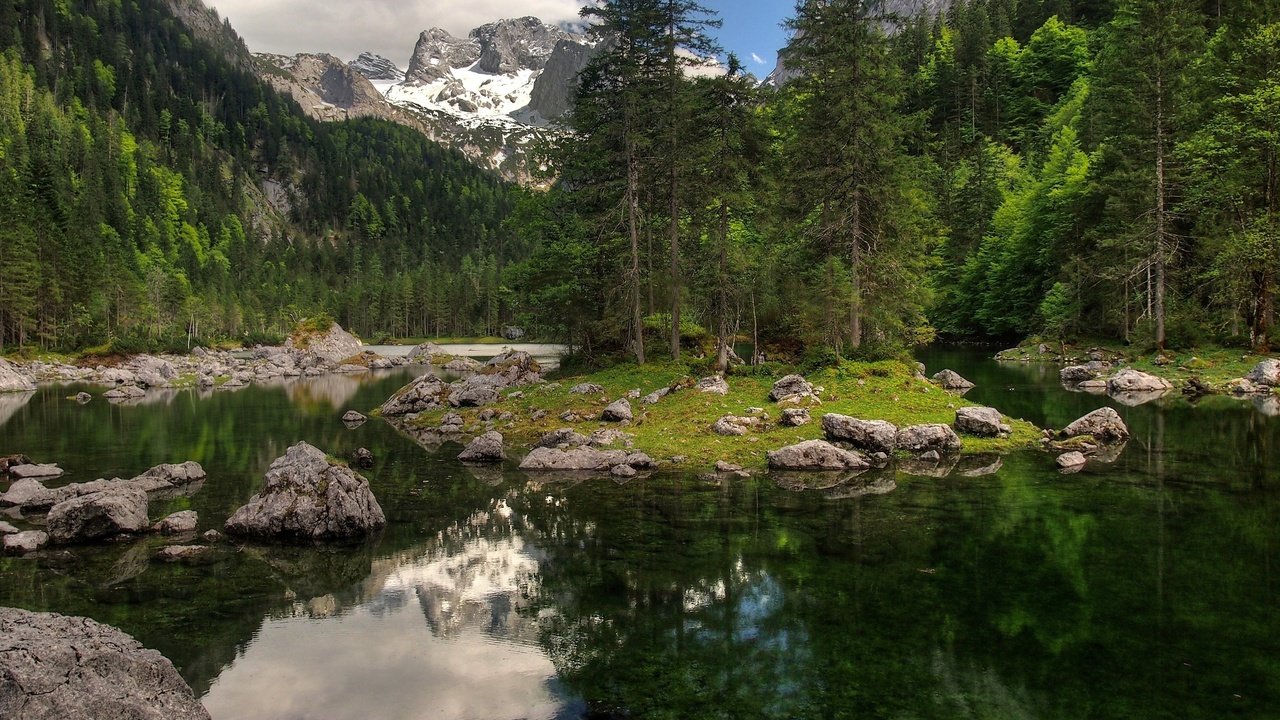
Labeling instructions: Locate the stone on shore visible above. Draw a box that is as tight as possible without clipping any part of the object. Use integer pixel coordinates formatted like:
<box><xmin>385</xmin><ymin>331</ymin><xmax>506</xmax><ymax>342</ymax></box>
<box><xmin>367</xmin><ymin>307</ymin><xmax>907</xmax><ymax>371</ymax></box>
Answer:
<box><xmin>0</xmin><ymin>358</ymin><xmax>36</xmax><ymax>393</ymax></box>
<box><xmin>1061</xmin><ymin>407</ymin><xmax>1129</xmax><ymax>442</ymax></box>
<box><xmin>933</xmin><ymin>369</ymin><xmax>975</xmax><ymax>392</ymax></box>
<box><xmin>0</xmin><ymin>607</ymin><xmax>212</xmax><ymax>720</ymax></box>
<box><xmin>1106</xmin><ymin>368</ymin><xmax>1172</xmax><ymax>393</ymax></box>
<box><xmin>895</xmin><ymin>424</ymin><xmax>962</xmax><ymax>454</ymax></box>
<box><xmin>953</xmin><ymin>406</ymin><xmax>1011</xmax><ymax>437</ymax></box>
<box><xmin>224</xmin><ymin>442</ymin><xmax>386</xmax><ymax>541</ymax></box>
<box><xmin>519</xmin><ymin>446</ymin><xmax>629</xmax><ymax>471</ymax></box>
<box><xmin>822</xmin><ymin>415</ymin><xmax>898</xmax><ymax>455</ymax></box>
<box><xmin>1245</xmin><ymin>359</ymin><xmax>1280</xmax><ymax>387</ymax></box>
<box><xmin>536</xmin><ymin>428</ymin><xmax>590</xmax><ymax>449</ymax></box>
<box><xmin>47</xmin><ymin>489</ymin><xmax>150</xmax><ymax>544</ymax></box>
<box><xmin>767</xmin><ymin>440</ymin><xmax>870</xmax><ymax>471</ymax></box>
<box><xmin>459</xmin><ymin>432</ymin><xmax>506</xmax><ymax>462</ymax></box>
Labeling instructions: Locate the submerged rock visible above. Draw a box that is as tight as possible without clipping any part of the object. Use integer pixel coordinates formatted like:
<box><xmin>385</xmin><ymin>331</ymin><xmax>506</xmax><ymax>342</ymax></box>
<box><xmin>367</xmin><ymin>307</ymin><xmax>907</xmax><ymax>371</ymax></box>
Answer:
<box><xmin>224</xmin><ymin>442</ymin><xmax>386</xmax><ymax>541</ymax></box>
<box><xmin>47</xmin><ymin>489</ymin><xmax>150</xmax><ymax>544</ymax></box>
<box><xmin>767</xmin><ymin>440</ymin><xmax>870</xmax><ymax>471</ymax></box>
<box><xmin>1061</xmin><ymin>407</ymin><xmax>1129</xmax><ymax>442</ymax></box>
<box><xmin>822</xmin><ymin>415</ymin><xmax>897</xmax><ymax>454</ymax></box>
<box><xmin>1057</xmin><ymin>451</ymin><xmax>1087</xmax><ymax>470</ymax></box>
<box><xmin>954</xmin><ymin>406</ymin><xmax>1011</xmax><ymax>437</ymax></box>
<box><xmin>152</xmin><ymin>510</ymin><xmax>198</xmax><ymax>535</ymax></box>
<box><xmin>0</xmin><ymin>607</ymin><xmax>212</xmax><ymax>719</ymax></box>
<box><xmin>458</xmin><ymin>431</ymin><xmax>506</xmax><ymax>462</ymax></box>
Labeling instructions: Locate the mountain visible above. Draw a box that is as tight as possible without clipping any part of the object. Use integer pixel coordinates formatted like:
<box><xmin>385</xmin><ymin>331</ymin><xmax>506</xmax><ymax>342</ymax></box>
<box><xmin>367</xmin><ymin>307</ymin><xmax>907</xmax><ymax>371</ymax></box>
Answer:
<box><xmin>256</xmin><ymin>17</ymin><xmax>602</xmax><ymax>184</ymax></box>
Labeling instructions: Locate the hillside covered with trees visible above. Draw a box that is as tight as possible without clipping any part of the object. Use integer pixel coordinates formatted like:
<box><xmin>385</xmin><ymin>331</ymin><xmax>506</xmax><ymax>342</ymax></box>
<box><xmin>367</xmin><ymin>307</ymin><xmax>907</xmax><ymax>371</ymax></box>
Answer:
<box><xmin>1</xmin><ymin>0</ymin><xmax>1278</xmax><ymax>362</ymax></box>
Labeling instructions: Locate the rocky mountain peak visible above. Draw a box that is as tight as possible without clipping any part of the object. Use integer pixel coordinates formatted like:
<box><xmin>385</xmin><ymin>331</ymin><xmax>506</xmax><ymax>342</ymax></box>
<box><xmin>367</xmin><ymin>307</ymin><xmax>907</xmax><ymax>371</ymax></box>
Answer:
<box><xmin>405</xmin><ymin>28</ymin><xmax>481</xmax><ymax>84</ymax></box>
<box><xmin>470</xmin><ymin>16</ymin><xmax>571</xmax><ymax>74</ymax></box>
<box><xmin>351</xmin><ymin>52</ymin><xmax>403</xmax><ymax>82</ymax></box>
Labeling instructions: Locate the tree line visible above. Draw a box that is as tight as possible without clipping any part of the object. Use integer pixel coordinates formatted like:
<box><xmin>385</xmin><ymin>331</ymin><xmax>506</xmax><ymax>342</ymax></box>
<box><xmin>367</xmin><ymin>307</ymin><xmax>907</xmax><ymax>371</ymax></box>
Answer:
<box><xmin>517</xmin><ymin>0</ymin><xmax>1280</xmax><ymax>365</ymax></box>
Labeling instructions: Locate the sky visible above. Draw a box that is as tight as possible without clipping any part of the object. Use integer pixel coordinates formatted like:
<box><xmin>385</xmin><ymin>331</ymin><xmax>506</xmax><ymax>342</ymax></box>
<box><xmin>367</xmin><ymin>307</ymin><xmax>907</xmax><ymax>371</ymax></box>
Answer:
<box><xmin>205</xmin><ymin>0</ymin><xmax>793</xmax><ymax>77</ymax></box>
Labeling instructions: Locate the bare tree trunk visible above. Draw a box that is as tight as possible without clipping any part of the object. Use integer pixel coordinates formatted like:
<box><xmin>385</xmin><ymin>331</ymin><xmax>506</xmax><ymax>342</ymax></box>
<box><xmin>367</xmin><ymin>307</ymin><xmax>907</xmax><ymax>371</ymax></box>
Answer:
<box><xmin>1154</xmin><ymin>72</ymin><xmax>1168</xmax><ymax>351</ymax></box>
<box><xmin>627</xmin><ymin>135</ymin><xmax>646</xmax><ymax>365</ymax></box>
<box><xmin>716</xmin><ymin>202</ymin><xmax>730</xmax><ymax>374</ymax></box>
<box><xmin>850</xmin><ymin>190</ymin><xmax>863</xmax><ymax>349</ymax></box>
<box><xmin>670</xmin><ymin>177</ymin><xmax>681</xmax><ymax>361</ymax></box>
<box><xmin>750</xmin><ymin>289</ymin><xmax>759</xmax><ymax>366</ymax></box>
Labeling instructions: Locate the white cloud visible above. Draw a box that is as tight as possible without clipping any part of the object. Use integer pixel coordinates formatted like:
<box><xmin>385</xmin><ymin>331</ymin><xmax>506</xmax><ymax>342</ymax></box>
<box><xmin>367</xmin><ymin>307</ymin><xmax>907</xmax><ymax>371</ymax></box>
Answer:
<box><xmin>207</xmin><ymin>0</ymin><xmax>589</xmax><ymax>65</ymax></box>
<box><xmin>750</xmin><ymin>52</ymin><xmax>766</xmax><ymax>65</ymax></box>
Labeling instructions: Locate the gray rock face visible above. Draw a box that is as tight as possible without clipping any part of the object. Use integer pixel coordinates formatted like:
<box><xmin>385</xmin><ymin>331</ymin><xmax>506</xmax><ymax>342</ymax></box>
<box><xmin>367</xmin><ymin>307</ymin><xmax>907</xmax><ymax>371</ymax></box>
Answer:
<box><xmin>1246</xmin><ymin>359</ymin><xmax>1280</xmax><ymax>387</ymax></box>
<box><xmin>286</xmin><ymin>322</ymin><xmax>362</xmax><ymax>363</ymax></box>
<box><xmin>0</xmin><ymin>607</ymin><xmax>212</xmax><ymax>720</ymax></box>
<box><xmin>1106</xmin><ymin>368</ymin><xmax>1172</xmax><ymax>393</ymax></box>
<box><xmin>528</xmin><ymin>38</ymin><xmax>599</xmax><ymax>120</ymax></box>
<box><xmin>895</xmin><ymin>424</ymin><xmax>962</xmax><ymax>454</ymax></box>
<box><xmin>780</xmin><ymin>408</ymin><xmax>811</xmax><ymax>427</ymax></box>
<box><xmin>954</xmin><ymin>406</ymin><xmax>1011</xmax><ymax>437</ymax></box>
<box><xmin>406</xmin><ymin>28</ymin><xmax>481</xmax><ymax>84</ymax></box>
<box><xmin>47</xmin><ymin>489</ymin><xmax>150</xmax><ymax>544</ymax></box>
<box><xmin>519</xmin><ymin>446</ymin><xmax>629</xmax><ymax>471</ymax></box>
<box><xmin>1061</xmin><ymin>407</ymin><xmax>1130</xmax><ymax>442</ymax></box>
<box><xmin>350</xmin><ymin>51</ymin><xmax>403</xmax><ymax>81</ymax></box>
<box><xmin>770</xmin><ymin>374</ymin><xmax>815</xmax><ymax>402</ymax></box>
<box><xmin>601</xmin><ymin>398</ymin><xmax>633</xmax><ymax>422</ymax></box>
<box><xmin>933</xmin><ymin>369</ymin><xmax>975</xmax><ymax>391</ymax></box>
<box><xmin>224</xmin><ymin>442</ymin><xmax>386</xmax><ymax>541</ymax></box>
<box><xmin>697</xmin><ymin>375</ymin><xmax>730</xmax><ymax>395</ymax></box>
<box><xmin>0</xmin><ymin>358</ymin><xmax>36</xmax><ymax>393</ymax></box>
<box><xmin>3</xmin><ymin>531</ymin><xmax>48</xmax><ymax>554</ymax></box>
<box><xmin>152</xmin><ymin>511</ymin><xmax>198</xmax><ymax>535</ymax></box>
<box><xmin>459</xmin><ymin>432</ymin><xmax>506</xmax><ymax>462</ymax></box>
<box><xmin>471</xmin><ymin>16</ymin><xmax>569</xmax><ymax>74</ymax></box>
<box><xmin>381</xmin><ymin>373</ymin><xmax>449</xmax><ymax>416</ymax></box>
<box><xmin>822</xmin><ymin>415</ymin><xmax>898</xmax><ymax>455</ymax></box>
<box><xmin>767</xmin><ymin>440</ymin><xmax>870</xmax><ymax>471</ymax></box>
<box><xmin>536</xmin><ymin>428</ymin><xmax>589</xmax><ymax>448</ymax></box>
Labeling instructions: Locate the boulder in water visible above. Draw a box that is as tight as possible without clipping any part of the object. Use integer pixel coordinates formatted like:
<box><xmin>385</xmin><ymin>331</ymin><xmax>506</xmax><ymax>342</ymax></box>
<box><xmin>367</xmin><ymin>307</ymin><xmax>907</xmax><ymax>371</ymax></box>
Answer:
<box><xmin>1106</xmin><ymin>368</ymin><xmax>1172</xmax><ymax>393</ymax></box>
<box><xmin>224</xmin><ymin>442</ymin><xmax>386</xmax><ymax>541</ymax></box>
<box><xmin>47</xmin><ymin>489</ymin><xmax>150</xmax><ymax>544</ymax></box>
<box><xmin>458</xmin><ymin>431</ymin><xmax>506</xmax><ymax>462</ymax></box>
<box><xmin>1060</xmin><ymin>407</ymin><xmax>1129</xmax><ymax>442</ymax></box>
<box><xmin>767</xmin><ymin>440</ymin><xmax>869</xmax><ymax>471</ymax></box>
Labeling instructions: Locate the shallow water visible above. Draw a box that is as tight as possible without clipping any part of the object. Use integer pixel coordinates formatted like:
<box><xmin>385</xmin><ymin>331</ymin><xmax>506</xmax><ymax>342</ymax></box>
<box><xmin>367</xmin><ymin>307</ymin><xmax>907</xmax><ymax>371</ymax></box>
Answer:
<box><xmin>1</xmin><ymin>351</ymin><xmax>1279</xmax><ymax>719</ymax></box>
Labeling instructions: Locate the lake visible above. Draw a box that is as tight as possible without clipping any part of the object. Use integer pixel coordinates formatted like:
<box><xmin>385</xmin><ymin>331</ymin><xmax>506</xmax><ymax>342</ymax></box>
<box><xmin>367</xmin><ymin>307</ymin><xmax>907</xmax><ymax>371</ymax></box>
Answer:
<box><xmin>1</xmin><ymin>348</ymin><xmax>1278</xmax><ymax>719</ymax></box>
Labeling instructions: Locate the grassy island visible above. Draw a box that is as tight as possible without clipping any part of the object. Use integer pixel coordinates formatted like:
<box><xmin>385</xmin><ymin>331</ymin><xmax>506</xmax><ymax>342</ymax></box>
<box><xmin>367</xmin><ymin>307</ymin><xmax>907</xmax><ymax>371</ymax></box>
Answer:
<box><xmin>400</xmin><ymin>360</ymin><xmax>1042</xmax><ymax>468</ymax></box>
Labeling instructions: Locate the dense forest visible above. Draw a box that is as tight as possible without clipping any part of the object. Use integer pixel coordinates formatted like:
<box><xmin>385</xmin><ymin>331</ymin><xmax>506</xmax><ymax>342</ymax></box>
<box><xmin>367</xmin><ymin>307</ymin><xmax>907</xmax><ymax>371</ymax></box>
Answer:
<box><xmin>1</xmin><ymin>0</ymin><xmax>1278</xmax><ymax>360</ymax></box>
<box><xmin>0</xmin><ymin>0</ymin><xmax>523</xmax><ymax>351</ymax></box>
<box><xmin>525</xmin><ymin>0</ymin><xmax>1280</xmax><ymax>364</ymax></box>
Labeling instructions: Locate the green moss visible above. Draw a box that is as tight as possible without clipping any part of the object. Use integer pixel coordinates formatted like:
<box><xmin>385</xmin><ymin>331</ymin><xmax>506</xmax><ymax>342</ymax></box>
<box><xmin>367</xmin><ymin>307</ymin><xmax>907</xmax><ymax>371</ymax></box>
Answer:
<box><xmin>404</xmin><ymin>360</ymin><xmax>1041</xmax><ymax>469</ymax></box>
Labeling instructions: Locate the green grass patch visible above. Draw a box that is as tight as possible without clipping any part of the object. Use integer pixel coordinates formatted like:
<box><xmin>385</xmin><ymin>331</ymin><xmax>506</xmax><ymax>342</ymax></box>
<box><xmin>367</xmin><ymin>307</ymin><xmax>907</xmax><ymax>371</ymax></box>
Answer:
<box><xmin>401</xmin><ymin>360</ymin><xmax>1041</xmax><ymax>469</ymax></box>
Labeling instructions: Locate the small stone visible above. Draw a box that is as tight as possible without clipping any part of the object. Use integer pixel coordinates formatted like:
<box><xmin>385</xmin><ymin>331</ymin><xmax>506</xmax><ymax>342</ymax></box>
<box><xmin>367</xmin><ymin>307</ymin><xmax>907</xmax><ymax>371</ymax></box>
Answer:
<box><xmin>611</xmin><ymin>464</ymin><xmax>637</xmax><ymax>478</ymax></box>
<box><xmin>714</xmin><ymin>461</ymin><xmax>743</xmax><ymax>473</ymax></box>
<box><xmin>1057</xmin><ymin>452</ymin><xmax>1087</xmax><ymax>469</ymax></box>
<box><xmin>8</xmin><ymin>463</ymin><xmax>64</xmax><ymax>480</ymax></box>
<box><xmin>202</xmin><ymin>529</ymin><xmax>223</xmax><ymax>543</ymax></box>
<box><xmin>570</xmin><ymin>382</ymin><xmax>605</xmax><ymax>395</ymax></box>
<box><xmin>458</xmin><ymin>431</ymin><xmax>506</xmax><ymax>462</ymax></box>
<box><xmin>3</xmin><ymin>530</ymin><xmax>48</xmax><ymax>554</ymax></box>
<box><xmin>152</xmin><ymin>510</ymin><xmax>198</xmax><ymax>535</ymax></box>
<box><xmin>0</xmin><ymin>521</ymin><xmax>18</xmax><ymax>534</ymax></box>
<box><xmin>342</xmin><ymin>410</ymin><xmax>367</xmax><ymax>424</ymax></box>
<box><xmin>696</xmin><ymin>375</ymin><xmax>730</xmax><ymax>395</ymax></box>
<box><xmin>601</xmin><ymin>398</ymin><xmax>633</xmax><ymax>422</ymax></box>
<box><xmin>350</xmin><ymin>447</ymin><xmax>375</xmax><ymax>469</ymax></box>
<box><xmin>780</xmin><ymin>408</ymin><xmax>811</xmax><ymax>427</ymax></box>
<box><xmin>156</xmin><ymin>545</ymin><xmax>213</xmax><ymax>562</ymax></box>
<box><xmin>75</xmin><ymin>392</ymin><xmax>92</xmax><ymax>403</ymax></box>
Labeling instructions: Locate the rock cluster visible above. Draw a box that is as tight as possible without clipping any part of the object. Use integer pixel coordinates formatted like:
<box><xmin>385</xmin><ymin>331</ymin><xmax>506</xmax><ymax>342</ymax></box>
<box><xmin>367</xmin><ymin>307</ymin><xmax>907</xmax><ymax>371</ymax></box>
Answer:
<box><xmin>381</xmin><ymin>350</ymin><xmax>542</xmax><ymax>417</ymax></box>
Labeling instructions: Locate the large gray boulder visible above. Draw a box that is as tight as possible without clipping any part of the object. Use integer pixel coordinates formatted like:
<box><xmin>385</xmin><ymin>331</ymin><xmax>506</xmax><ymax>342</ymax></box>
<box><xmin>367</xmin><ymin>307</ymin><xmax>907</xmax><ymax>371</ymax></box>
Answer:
<box><xmin>458</xmin><ymin>432</ymin><xmax>505</xmax><ymax>462</ymax></box>
<box><xmin>933</xmin><ymin>369</ymin><xmax>975</xmax><ymax>391</ymax></box>
<box><xmin>152</xmin><ymin>511</ymin><xmax>198</xmax><ymax>535</ymax></box>
<box><xmin>0</xmin><ymin>607</ymin><xmax>212</xmax><ymax>720</ymax></box>
<box><xmin>954</xmin><ymin>407</ymin><xmax>1011</xmax><ymax>437</ymax></box>
<box><xmin>1107</xmin><ymin>368</ymin><xmax>1172</xmax><ymax>393</ymax></box>
<box><xmin>768</xmin><ymin>440</ymin><xmax>870</xmax><ymax>471</ymax></box>
<box><xmin>0</xmin><ymin>358</ymin><xmax>35</xmax><ymax>393</ymax></box>
<box><xmin>381</xmin><ymin>373</ymin><xmax>449</xmax><ymax>416</ymax></box>
<box><xmin>769</xmin><ymin>375</ymin><xmax>814</xmax><ymax>402</ymax></box>
<box><xmin>224</xmin><ymin>442</ymin><xmax>386</xmax><ymax>541</ymax></box>
<box><xmin>404</xmin><ymin>342</ymin><xmax>444</xmax><ymax>363</ymax></box>
<box><xmin>822</xmin><ymin>415</ymin><xmax>898</xmax><ymax>455</ymax></box>
<box><xmin>895</xmin><ymin>424</ymin><xmax>962</xmax><ymax>454</ymax></box>
<box><xmin>46</xmin><ymin>489</ymin><xmax>150</xmax><ymax>544</ymax></box>
<box><xmin>1061</xmin><ymin>407</ymin><xmax>1130</xmax><ymax>442</ymax></box>
<box><xmin>601</xmin><ymin>398</ymin><xmax>633</xmax><ymax>422</ymax></box>
<box><xmin>448</xmin><ymin>374</ymin><xmax>505</xmax><ymax>407</ymax></box>
<box><xmin>1245</xmin><ymin>359</ymin><xmax>1280</xmax><ymax>387</ymax></box>
<box><xmin>519</xmin><ymin>446</ymin><xmax>629</xmax><ymax>471</ymax></box>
